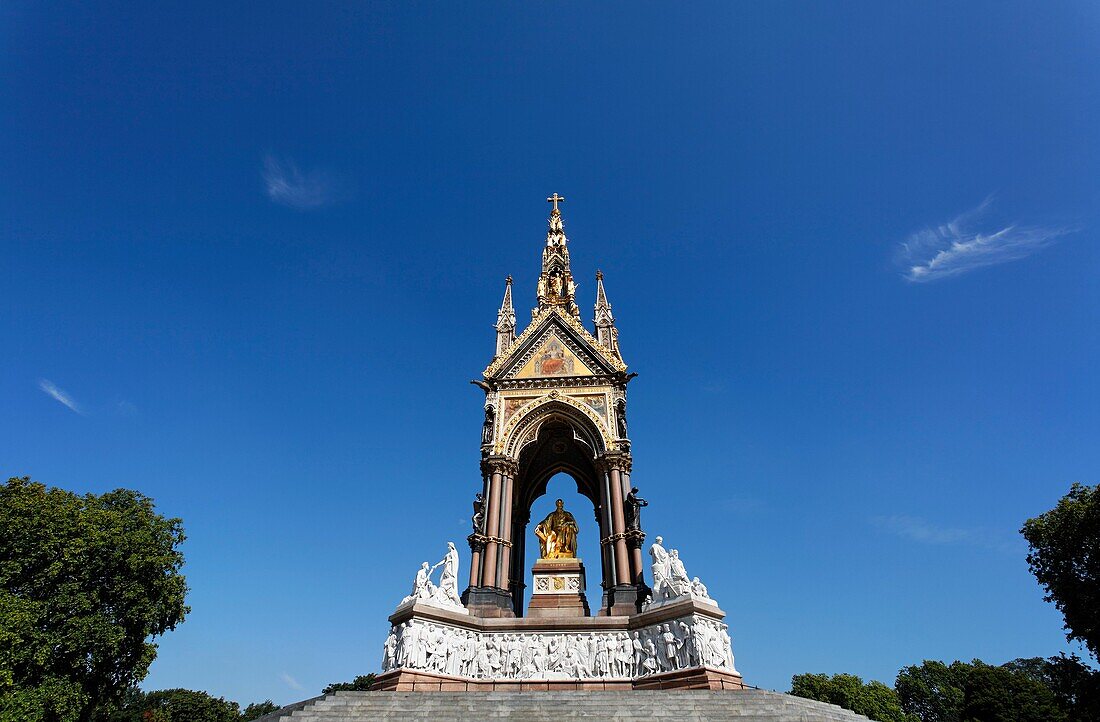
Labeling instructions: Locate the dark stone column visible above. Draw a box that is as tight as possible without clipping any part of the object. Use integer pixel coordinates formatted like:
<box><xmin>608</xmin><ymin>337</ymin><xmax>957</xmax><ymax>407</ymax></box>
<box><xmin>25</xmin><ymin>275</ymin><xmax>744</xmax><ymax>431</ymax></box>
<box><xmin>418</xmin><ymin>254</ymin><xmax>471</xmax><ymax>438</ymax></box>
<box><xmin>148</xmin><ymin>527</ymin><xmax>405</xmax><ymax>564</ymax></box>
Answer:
<box><xmin>481</xmin><ymin>466</ymin><xmax>502</xmax><ymax>588</ymax></box>
<box><xmin>464</xmin><ymin>455</ymin><xmax>517</xmax><ymax>617</ymax></box>
<box><xmin>497</xmin><ymin>470</ymin><xmax>515</xmax><ymax>589</ymax></box>
<box><xmin>599</xmin><ymin>452</ymin><xmax>642</xmax><ymax>615</ymax></box>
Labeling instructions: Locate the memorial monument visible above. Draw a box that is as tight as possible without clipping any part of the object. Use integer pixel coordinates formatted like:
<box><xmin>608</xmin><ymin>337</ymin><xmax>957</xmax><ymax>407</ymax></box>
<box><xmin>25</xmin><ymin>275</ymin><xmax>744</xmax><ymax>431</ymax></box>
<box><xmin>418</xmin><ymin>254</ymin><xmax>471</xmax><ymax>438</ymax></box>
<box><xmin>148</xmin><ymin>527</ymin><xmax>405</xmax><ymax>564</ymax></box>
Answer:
<box><xmin>370</xmin><ymin>195</ymin><xmax>745</xmax><ymax>692</ymax></box>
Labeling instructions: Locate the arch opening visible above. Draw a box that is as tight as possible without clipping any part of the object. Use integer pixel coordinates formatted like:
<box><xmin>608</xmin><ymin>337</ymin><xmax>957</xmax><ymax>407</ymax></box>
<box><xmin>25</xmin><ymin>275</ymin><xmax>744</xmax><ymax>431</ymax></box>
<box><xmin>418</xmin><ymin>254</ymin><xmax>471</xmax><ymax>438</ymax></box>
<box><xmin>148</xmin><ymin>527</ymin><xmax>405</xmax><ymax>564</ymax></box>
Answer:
<box><xmin>506</xmin><ymin>417</ymin><xmax>612</xmax><ymax>616</ymax></box>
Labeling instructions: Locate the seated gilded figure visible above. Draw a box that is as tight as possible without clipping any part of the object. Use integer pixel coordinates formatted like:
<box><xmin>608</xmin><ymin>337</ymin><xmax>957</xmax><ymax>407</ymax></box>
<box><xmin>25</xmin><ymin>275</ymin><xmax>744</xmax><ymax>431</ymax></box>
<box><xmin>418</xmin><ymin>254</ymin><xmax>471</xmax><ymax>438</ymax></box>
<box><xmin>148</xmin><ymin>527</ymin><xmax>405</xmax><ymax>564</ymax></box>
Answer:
<box><xmin>534</xmin><ymin>498</ymin><xmax>579</xmax><ymax>559</ymax></box>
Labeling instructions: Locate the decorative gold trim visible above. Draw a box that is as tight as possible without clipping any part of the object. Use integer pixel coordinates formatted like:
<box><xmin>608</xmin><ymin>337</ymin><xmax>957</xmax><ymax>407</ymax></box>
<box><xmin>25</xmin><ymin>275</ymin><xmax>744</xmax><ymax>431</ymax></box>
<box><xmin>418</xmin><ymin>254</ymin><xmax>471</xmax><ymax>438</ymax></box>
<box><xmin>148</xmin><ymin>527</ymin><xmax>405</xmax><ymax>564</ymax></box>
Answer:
<box><xmin>497</xmin><ymin>392</ymin><xmax>613</xmax><ymax>456</ymax></box>
<box><xmin>484</xmin><ymin>307</ymin><xmax>627</xmax><ymax>378</ymax></box>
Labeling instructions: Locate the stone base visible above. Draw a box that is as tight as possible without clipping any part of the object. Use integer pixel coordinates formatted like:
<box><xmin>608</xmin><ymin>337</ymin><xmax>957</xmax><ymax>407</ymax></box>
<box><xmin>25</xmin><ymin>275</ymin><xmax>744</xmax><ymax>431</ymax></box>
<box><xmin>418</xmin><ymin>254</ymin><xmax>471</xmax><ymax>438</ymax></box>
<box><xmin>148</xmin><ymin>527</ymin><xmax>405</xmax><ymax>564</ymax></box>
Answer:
<box><xmin>371</xmin><ymin>669</ymin><xmax>634</xmax><ymax>692</ymax></box>
<box><xmin>371</xmin><ymin>667</ymin><xmax>744</xmax><ymax>692</ymax></box>
<box><xmin>256</xmin><ymin>690</ymin><xmax>877</xmax><ymax>721</ymax></box>
<box><xmin>604</xmin><ymin>583</ymin><xmax>645</xmax><ymax>616</ymax></box>
<box><xmin>528</xmin><ymin>558</ymin><xmax>589</xmax><ymax>618</ymax></box>
<box><xmin>631</xmin><ymin>666</ymin><xmax>746</xmax><ymax>691</ymax></box>
<box><xmin>461</xmin><ymin>586</ymin><xmax>515</xmax><ymax>618</ymax></box>
<box><xmin>380</xmin><ymin>599</ymin><xmax>740</xmax><ymax>691</ymax></box>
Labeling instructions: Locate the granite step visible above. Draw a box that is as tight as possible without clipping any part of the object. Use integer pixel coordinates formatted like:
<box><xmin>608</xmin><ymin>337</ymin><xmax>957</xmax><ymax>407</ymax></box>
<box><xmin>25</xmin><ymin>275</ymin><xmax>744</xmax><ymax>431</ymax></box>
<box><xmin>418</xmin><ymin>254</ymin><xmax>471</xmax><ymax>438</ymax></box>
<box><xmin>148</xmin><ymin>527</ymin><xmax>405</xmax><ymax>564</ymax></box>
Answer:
<box><xmin>254</xmin><ymin>690</ymin><xmax>871</xmax><ymax>722</ymax></box>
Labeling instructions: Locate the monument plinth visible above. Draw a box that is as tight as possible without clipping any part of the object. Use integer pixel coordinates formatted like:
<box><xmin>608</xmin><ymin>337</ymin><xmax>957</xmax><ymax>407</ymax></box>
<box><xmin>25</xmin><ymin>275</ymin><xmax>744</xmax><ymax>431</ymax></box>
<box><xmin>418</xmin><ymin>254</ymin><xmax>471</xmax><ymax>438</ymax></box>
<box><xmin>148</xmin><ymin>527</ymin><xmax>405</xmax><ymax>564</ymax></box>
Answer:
<box><xmin>528</xmin><ymin>557</ymin><xmax>590</xmax><ymax>618</ymax></box>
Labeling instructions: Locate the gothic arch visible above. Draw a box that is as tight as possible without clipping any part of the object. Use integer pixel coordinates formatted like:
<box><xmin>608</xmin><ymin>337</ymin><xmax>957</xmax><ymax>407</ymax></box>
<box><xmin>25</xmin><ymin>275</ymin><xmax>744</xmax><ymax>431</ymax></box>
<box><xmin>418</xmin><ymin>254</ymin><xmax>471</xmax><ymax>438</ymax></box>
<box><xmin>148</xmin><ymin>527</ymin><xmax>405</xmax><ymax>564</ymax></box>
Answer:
<box><xmin>501</xmin><ymin>395</ymin><xmax>610</xmax><ymax>460</ymax></box>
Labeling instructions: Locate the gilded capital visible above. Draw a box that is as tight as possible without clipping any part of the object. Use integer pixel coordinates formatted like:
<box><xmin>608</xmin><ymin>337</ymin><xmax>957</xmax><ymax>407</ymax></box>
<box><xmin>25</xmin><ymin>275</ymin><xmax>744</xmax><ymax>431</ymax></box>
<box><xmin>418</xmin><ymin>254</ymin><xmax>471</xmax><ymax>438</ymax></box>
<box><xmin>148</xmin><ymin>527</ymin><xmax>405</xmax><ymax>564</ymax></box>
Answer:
<box><xmin>481</xmin><ymin>455</ymin><xmax>519</xmax><ymax>476</ymax></box>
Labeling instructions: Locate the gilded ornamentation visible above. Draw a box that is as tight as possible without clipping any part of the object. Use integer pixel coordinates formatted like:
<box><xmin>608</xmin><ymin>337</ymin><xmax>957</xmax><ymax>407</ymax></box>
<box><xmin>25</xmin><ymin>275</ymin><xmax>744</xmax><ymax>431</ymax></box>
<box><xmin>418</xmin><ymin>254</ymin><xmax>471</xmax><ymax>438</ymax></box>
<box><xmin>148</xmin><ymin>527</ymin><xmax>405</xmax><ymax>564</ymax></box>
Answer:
<box><xmin>534</xmin><ymin>499</ymin><xmax>579</xmax><ymax>559</ymax></box>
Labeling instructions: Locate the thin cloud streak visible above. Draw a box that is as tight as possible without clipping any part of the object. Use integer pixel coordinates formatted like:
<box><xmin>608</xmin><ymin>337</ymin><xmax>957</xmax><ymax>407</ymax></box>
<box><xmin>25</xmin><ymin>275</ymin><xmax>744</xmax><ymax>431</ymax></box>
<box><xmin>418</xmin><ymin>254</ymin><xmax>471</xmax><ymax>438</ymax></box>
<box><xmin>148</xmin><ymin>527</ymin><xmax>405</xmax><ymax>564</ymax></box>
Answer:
<box><xmin>38</xmin><ymin>379</ymin><xmax>83</xmax><ymax>415</ymax></box>
<box><xmin>262</xmin><ymin>155</ymin><xmax>335</xmax><ymax>210</ymax></box>
<box><xmin>897</xmin><ymin>197</ymin><xmax>1072</xmax><ymax>282</ymax></box>
<box><xmin>871</xmin><ymin>514</ymin><xmax>1019</xmax><ymax>553</ymax></box>
<box><xmin>280</xmin><ymin>672</ymin><xmax>304</xmax><ymax>691</ymax></box>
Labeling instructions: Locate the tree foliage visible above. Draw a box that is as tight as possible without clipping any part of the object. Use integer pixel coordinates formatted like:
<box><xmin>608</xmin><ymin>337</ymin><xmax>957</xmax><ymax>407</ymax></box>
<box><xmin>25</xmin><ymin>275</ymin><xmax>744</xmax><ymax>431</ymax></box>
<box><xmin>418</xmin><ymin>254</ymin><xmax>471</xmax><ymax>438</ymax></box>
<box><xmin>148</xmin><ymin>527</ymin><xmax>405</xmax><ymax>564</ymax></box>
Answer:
<box><xmin>95</xmin><ymin>688</ymin><xmax>283</xmax><ymax>722</ymax></box>
<box><xmin>240</xmin><ymin>701</ymin><xmax>280</xmax><ymax>720</ymax></box>
<box><xmin>896</xmin><ymin>657</ymin><xmax>1098</xmax><ymax>722</ymax></box>
<box><xmin>322</xmin><ymin>675</ymin><xmax>375</xmax><ymax>694</ymax></box>
<box><xmin>0</xmin><ymin>477</ymin><xmax>189</xmax><ymax>722</ymax></box>
<box><xmin>790</xmin><ymin>672</ymin><xmax>915</xmax><ymax>722</ymax></box>
<box><xmin>1021</xmin><ymin>482</ymin><xmax>1100</xmax><ymax>661</ymax></box>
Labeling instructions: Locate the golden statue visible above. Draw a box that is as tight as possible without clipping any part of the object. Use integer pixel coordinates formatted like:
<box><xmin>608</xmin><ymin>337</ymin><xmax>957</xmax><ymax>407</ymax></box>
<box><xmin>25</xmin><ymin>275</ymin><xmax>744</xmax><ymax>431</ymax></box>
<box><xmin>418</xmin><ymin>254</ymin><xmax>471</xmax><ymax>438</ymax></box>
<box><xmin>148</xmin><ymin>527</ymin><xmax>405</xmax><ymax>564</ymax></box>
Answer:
<box><xmin>534</xmin><ymin>498</ymin><xmax>579</xmax><ymax>559</ymax></box>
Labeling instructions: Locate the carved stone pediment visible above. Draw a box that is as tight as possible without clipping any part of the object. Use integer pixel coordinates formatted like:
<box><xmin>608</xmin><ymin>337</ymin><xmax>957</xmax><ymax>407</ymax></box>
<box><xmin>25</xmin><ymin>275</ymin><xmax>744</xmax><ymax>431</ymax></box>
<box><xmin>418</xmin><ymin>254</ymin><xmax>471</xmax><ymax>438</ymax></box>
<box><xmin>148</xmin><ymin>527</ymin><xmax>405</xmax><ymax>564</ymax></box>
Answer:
<box><xmin>485</xmin><ymin>308</ymin><xmax>626</xmax><ymax>382</ymax></box>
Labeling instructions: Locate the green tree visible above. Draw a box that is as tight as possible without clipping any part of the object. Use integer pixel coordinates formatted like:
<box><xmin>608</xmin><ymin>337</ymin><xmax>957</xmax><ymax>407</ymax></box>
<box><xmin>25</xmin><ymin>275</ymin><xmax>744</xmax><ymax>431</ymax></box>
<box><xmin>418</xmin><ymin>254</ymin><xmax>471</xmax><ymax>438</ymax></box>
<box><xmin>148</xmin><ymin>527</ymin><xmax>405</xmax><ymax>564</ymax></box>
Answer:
<box><xmin>1003</xmin><ymin>655</ymin><xmax>1100</xmax><ymax>722</ymax></box>
<box><xmin>98</xmin><ymin>688</ymin><xmax>239</xmax><ymax>722</ymax></box>
<box><xmin>0</xmin><ymin>477</ymin><xmax>189</xmax><ymax>722</ymax></box>
<box><xmin>1021</xmin><ymin>482</ymin><xmax>1100</xmax><ymax>661</ymax></box>
<box><xmin>896</xmin><ymin>658</ymin><xmax>1097</xmax><ymax>722</ymax></box>
<box><xmin>895</xmin><ymin>660</ymin><xmax>968</xmax><ymax>722</ymax></box>
<box><xmin>321</xmin><ymin>674</ymin><xmax>375</xmax><ymax>693</ymax></box>
<box><xmin>790</xmin><ymin>672</ymin><xmax>915</xmax><ymax>722</ymax></box>
<box><xmin>240</xmin><ymin>701</ymin><xmax>280</xmax><ymax>720</ymax></box>
<box><xmin>961</xmin><ymin>660</ymin><xmax>1066</xmax><ymax>722</ymax></box>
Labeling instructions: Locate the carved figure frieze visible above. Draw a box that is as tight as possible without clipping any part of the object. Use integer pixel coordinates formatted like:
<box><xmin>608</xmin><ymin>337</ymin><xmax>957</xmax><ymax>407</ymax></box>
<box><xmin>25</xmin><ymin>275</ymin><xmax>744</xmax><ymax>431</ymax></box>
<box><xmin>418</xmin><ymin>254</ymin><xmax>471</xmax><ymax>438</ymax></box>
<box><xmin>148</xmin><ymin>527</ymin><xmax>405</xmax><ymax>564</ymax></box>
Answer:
<box><xmin>380</xmin><ymin>613</ymin><xmax>736</xmax><ymax>680</ymax></box>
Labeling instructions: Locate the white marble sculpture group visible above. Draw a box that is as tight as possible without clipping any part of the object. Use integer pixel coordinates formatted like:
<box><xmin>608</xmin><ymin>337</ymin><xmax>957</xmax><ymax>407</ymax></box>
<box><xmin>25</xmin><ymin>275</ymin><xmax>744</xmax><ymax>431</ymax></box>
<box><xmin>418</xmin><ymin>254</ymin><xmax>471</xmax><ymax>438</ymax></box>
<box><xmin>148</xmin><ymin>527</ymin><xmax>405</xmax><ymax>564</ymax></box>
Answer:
<box><xmin>399</xmin><ymin>541</ymin><xmax>467</xmax><ymax>614</ymax></box>
<box><xmin>644</xmin><ymin>535</ymin><xmax>713</xmax><ymax>608</ymax></box>
<box><xmin>380</xmin><ymin>614</ymin><xmax>736</xmax><ymax>680</ymax></box>
<box><xmin>386</xmin><ymin>535</ymin><xmax>733</xmax><ymax>681</ymax></box>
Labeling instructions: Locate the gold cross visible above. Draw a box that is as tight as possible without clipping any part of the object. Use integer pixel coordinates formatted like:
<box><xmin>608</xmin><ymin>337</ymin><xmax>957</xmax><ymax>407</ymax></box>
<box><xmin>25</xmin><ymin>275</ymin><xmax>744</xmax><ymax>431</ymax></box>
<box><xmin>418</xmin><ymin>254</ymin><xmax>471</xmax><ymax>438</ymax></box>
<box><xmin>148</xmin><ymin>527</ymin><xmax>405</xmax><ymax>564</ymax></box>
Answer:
<box><xmin>546</xmin><ymin>193</ymin><xmax>565</xmax><ymax>211</ymax></box>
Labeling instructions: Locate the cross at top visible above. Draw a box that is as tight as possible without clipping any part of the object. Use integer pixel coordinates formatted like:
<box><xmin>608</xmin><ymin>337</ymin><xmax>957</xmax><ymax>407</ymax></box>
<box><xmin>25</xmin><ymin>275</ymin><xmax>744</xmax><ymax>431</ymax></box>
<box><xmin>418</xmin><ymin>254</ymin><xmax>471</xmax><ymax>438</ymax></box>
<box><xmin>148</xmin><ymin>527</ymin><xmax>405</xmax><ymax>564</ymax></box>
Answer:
<box><xmin>546</xmin><ymin>193</ymin><xmax>565</xmax><ymax>212</ymax></box>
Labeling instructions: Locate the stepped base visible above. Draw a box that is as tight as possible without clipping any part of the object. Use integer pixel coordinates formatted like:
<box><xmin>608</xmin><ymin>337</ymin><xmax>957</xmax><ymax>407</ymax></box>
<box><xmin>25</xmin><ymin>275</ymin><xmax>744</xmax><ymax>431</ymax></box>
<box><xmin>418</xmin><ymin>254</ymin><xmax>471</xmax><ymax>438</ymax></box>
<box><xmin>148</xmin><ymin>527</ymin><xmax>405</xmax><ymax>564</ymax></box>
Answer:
<box><xmin>254</xmin><ymin>690</ymin><xmax>873</xmax><ymax>721</ymax></box>
<box><xmin>371</xmin><ymin>666</ymin><xmax>745</xmax><ymax>691</ymax></box>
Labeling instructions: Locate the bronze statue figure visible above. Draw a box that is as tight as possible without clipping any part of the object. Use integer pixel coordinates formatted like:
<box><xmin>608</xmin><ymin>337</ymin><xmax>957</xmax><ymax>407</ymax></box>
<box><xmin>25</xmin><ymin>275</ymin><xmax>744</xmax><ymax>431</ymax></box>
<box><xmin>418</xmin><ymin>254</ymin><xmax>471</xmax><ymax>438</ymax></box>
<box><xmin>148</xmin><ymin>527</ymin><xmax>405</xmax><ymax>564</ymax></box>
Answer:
<box><xmin>625</xmin><ymin>487</ymin><xmax>648</xmax><ymax>532</ymax></box>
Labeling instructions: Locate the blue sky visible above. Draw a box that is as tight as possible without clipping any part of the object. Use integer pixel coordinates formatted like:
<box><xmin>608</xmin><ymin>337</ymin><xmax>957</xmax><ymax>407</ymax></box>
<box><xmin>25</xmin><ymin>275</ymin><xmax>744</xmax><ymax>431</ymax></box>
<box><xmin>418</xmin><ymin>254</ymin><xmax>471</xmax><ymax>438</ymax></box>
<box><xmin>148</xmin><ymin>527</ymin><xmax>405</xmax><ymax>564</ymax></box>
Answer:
<box><xmin>3</xmin><ymin>1</ymin><xmax>1099</xmax><ymax>705</ymax></box>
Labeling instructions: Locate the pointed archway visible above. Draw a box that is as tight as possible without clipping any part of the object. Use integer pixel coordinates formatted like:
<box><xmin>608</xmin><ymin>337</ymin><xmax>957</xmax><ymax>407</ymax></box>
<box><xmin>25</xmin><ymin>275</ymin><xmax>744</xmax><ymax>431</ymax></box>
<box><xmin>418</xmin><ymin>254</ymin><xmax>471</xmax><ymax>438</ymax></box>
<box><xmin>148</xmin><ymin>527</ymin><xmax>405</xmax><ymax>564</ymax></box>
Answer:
<box><xmin>465</xmin><ymin>396</ymin><xmax>644</xmax><ymax>617</ymax></box>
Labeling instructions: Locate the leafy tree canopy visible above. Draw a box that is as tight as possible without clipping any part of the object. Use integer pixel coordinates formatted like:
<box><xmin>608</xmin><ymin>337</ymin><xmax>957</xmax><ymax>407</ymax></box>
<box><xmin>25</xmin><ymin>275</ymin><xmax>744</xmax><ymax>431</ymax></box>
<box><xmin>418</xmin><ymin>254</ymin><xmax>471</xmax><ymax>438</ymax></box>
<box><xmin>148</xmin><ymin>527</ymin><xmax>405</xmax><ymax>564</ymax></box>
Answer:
<box><xmin>240</xmin><ymin>701</ymin><xmax>280</xmax><ymax>720</ymax></box>
<box><xmin>322</xmin><ymin>675</ymin><xmax>375</xmax><ymax>694</ymax></box>
<box><xmin>96</xmin><ymin>688</ymin><xmax>283</xmax><ymax>722</ymax></box>
<box><xmin>0</xmin><ymin>476</ymin><xmax>189</xmax><ymax>722</ymax></box>
<box><xmin>790</xmin><ymin>672</ymin><xmax>915</xmax><ymax>722</ymax></box>
<box><xmin>896</xmin><ymin>657</ymin><xmax>1098</xmax><ymax>722</ymax></box>
<box><xmin>1021</xmin><ymin>482</ymin><xmax>1100</xmax><ymax>661</ymax></box>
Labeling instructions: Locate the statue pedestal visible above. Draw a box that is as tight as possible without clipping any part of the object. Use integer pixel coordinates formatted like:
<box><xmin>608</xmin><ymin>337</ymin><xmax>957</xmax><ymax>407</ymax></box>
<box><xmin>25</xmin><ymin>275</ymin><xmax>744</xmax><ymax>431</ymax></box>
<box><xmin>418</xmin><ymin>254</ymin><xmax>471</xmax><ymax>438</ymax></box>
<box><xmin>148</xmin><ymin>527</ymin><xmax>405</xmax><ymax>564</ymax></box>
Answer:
<box><xmin>527</xmin><ymin>558</ymin><xmax>590</xmax><ymax>618</ymax></box>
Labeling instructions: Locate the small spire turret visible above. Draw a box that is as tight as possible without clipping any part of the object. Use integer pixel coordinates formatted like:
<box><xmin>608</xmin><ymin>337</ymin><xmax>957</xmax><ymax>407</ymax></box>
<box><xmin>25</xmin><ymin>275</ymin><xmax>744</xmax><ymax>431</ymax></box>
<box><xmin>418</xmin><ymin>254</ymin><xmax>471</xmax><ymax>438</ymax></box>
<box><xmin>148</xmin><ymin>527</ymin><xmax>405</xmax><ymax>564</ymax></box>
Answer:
<box><xmin>593</xmin><ymin>270</ymin><xmax>620</xmax><ymax>357</ymax></box>
<box><xmin>495</xmin><ymin>275</ymin><xmax>516</xmax><ymax>356</ymax></box>
<box><xmin>535</xmin><ymin>194</ymin><xmax>579</xmax><ymax>318</ymax></box>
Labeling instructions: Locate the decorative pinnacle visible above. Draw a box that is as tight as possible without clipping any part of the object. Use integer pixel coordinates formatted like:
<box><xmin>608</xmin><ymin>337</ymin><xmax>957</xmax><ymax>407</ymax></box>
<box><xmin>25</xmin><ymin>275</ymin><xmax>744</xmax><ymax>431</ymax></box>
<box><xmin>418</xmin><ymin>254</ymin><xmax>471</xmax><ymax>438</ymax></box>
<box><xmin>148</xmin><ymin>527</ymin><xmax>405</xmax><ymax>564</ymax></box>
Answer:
<box><xmin>506</xmin><ymin>275</ymin><xmax>513</xmax><ymax>285</ymax></box>
<box><xmin>547</xmin><ymin>193</ymin><xmax>565</xmax><ymax>212</ymax></box>
<box><xmin>596</xmin><ymin>270</ymin><xmax>603</xmax><ymax>281</ymax></box>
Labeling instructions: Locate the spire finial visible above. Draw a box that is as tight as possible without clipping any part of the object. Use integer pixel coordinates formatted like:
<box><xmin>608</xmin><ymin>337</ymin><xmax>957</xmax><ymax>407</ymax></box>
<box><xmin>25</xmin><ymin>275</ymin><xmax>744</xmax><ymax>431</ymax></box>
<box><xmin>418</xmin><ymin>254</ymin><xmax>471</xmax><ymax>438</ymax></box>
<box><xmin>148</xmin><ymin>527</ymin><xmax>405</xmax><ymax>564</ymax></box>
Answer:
<box><xmin>495</xmin><ymin>274</ymin><xmax>517</xmax><ymax>356</ymax></box>
<box><xmin>596</xmin><ymin>269</ymin><xmax>604</xmax><ymax>281</ymax></box>
<box><xmin>547</xmin><ymin>193</ymin><xmax>565</xmax><ymax>212</ymax></box>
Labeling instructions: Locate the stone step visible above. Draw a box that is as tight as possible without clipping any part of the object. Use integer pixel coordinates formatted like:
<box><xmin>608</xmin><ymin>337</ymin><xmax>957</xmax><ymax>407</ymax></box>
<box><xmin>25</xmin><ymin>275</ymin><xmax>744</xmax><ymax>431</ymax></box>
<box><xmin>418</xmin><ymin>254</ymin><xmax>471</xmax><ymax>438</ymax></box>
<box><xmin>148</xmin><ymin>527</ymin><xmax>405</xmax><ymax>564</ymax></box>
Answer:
<box><xmin>253</xmin><ymin>691</ymin><xmax>871</xmax><ymax>722</ymax></box>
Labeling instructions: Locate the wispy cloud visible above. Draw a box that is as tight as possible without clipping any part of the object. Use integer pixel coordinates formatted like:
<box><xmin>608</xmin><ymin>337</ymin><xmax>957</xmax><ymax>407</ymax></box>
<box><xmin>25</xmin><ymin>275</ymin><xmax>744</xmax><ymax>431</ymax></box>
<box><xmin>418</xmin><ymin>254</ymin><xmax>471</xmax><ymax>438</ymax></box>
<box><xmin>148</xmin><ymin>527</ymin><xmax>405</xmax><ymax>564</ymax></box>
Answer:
<box><xmin>38</xmin><ymin>379</ymin><xmax>83</xmax><ymax>415</ymax></box>
<box><xmin>871</xmin><ymin>514</ymin><xmax>1019</xmax><ymax>553</ymax></box>
<box><xmin>262</xmin><ymin>155</ymin><xmax>336</xmax><ymax>210</ymax></box>
<box><xmin>897</xmin><ymin>197</ymin><xmax>1072</xmax><ymax>282</ymax></box>
<box><xmin>280</xmin><ymin>672</ymin><xmax>303</xmax><ymax>691</ymax></box>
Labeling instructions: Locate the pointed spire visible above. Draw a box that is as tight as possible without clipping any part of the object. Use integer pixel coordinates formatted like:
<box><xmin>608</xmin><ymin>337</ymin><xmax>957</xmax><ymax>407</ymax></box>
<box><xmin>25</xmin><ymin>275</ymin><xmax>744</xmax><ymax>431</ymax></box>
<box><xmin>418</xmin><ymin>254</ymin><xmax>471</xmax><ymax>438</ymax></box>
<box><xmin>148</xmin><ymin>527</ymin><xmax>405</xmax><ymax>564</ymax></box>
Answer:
<box><xmin>535</xmin><ymin>194</ymin><xmax>579</xmax><ymax>317</ymax></box>
<box><xmin>495</xmin><ymin>275</ymin><xmax>516</xmax><ymax>356</ymax></box>
<box><xmin>593</xmin><ymin>270</ymin><xmax>621</xmax><ymax>358</ymax></box>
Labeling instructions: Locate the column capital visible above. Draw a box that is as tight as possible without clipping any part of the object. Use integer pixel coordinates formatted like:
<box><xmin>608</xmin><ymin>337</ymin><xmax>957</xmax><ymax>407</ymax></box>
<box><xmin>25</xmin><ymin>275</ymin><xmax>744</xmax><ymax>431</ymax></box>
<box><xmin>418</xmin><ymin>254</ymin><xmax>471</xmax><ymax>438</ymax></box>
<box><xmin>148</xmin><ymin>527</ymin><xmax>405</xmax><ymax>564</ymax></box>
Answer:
<box><xmin>596</xmin><ymin>452</ymin><xmax>632</xmax><ymax>473</ymax></box>
<box><xmin>466</xmin><ymin>533</ymin><xmax>488</xmax><ymax>551</ymax></box>
<box><xmin>481</xmin><ymin>455</ymin><xmax>519</xmax><ymax>476</ymax></box>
